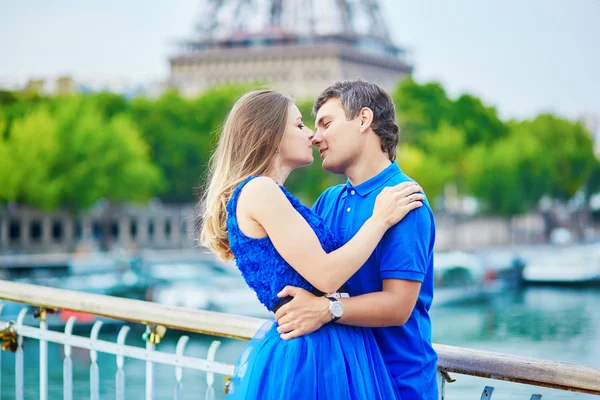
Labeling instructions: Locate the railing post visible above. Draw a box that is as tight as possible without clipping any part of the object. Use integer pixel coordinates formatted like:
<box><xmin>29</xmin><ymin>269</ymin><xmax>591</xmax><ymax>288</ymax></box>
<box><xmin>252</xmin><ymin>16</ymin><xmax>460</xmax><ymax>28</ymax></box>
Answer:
<box><xmin>437</xmin><ymin>369</ymin><xmax>455</xmax><ymax>400</ymax></box>
<box><xmin>146</xmin><ymin>338</ymin><xmax>155</xmax><ymax>400</ymax></box>
<box><xmin>174</xmin><ymin>336</ymin><xmax>189</xmax><ymax>400</ymax></box>
<box><xmin>142</xmin><ymin>324</ymin><xmax>166</xmax><ymax>400</ymax></box>
<box><xmin>15</xmin><ymin>308</ymin><xmax>27</xmax><ymax>400</ymax></box>
<box><xmin>115</xmin><ymin>326</ymin><xmax>130</xmax><ymax>400</ymax></box>
<box><xmin>90</xmin><ymin>321</ymin><xmax>104</xmax><ymax>400</ymax></box>
<box><xmin>437</xmin><ymin>370</ymin><xmax>445</xmax><ymax>400</ymax></box>
<box><xmin>38</xmin><ymin>309</ymin><xmax>49</xmax><ymax>400</ymax></box>
<box><xmin>480</xmin><ymin>386</ymin><xmax>495</xmax><ymax>399</ymax></box>
<box><xmin>63</xmin><ymin>317</ymin><xmax>77</xmax><ymax>400</ymax></box>
<box><xmin>205</xmin><ymin>340</ymin><xmax>222</xmax><ymax>400</ymax></box>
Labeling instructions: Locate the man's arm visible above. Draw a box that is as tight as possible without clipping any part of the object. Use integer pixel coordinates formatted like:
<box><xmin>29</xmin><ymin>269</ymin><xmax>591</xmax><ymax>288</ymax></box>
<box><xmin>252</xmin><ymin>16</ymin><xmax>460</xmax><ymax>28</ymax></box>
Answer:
<box><xmin>336</xmin><ymin>279</ymin><xmax>420</xmax><ymax>326</ymax></box>
<box><xmin>275</xmin><ymin>279</ymin><xmax>419</xmax><ymax>339</ymax></box>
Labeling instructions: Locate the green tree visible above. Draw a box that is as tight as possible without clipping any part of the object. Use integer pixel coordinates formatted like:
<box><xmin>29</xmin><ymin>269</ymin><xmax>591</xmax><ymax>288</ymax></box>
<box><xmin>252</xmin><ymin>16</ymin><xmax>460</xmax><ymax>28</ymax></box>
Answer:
<box><xmin>392</xmin><ymin>78</ymin><xmax>452</xmax><ymax>146</ymax></box>
<box><xmin>0</xmin><ymin>90</ymin><xmax>50</xmax><ymax>143</ymax></box>
<box><xmin>394</xmin><ymin>123</ymin><xmax>469</xmax><ymax>208</ymax></box>
<box><xmin>0</xmin><ymin>117</ymin><xmax>10</xmax><ymax>202</ymax></box>
<box><xmin>49</xmin><ymin>99</ymin><xmax>163</xmax><ymax>249</ymax></box>
<box><xmin>450</xmin><ymin>94</ymin><xmax>507</xmax><ymax>146</ymax></box>
<box><xmin>585</xmin><ymin>159</ymin><xmax>600</xmax><ymax>199</ymax></box>
<box><xmin>85</xmin><ymin>92</ymin><xmax>129</xmax><ymax>119</ymax></box>
<box><xmin>129</xmin><ymin>85</ymin><xmax>250</xmax><ymax>203</ymax></box>
<box><xmin>49</xmin><ymin>99</ymin><xmax>162</xmax><ymax>210</ymax></box>
<box><xmin>421</xmin><ymin>122</ymin><xmax>468</xmax><ymax>179</ymax></box>
<box><xmin>392</xmin><ymin>79</ymin><xmax>507</xmax><ymax>148</ymax></box>
<box><xmin>465</xmin><ymin>134</ymin><xmax>551</xmax><ymax>216</ymax></box>
<box><xmin>511</xmin><ymin>115</ymin><xmax>595</xmax><ymax>200</ymax></box>
<box><xmin>397</xmin><ymin>144</ymin><xmax>453</xmax><ymax>209</ymax></box>
<box><xmin>0</xmin><ymin>97</ymin><xmax>162</xmax><ymax>212</ymax></box>
<box><xmin>0</xmin><ymin>107</ymin><xmax>61</xmax><ymax>209</ymax></box>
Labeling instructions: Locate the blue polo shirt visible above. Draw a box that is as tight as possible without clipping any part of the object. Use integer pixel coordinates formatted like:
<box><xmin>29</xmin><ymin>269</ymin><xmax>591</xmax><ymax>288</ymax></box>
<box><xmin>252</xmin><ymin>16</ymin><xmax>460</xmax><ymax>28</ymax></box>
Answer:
<box><xmin>313</xmin><ymin>161</ymin><xmax>438</xmax><ymax>400</ymax></box>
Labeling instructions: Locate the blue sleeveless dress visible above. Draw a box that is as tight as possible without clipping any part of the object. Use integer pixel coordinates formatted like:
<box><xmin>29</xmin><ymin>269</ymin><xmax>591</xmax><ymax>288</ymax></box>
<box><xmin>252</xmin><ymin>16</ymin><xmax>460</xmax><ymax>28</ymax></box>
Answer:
<box><xmin>225</xmin><ymin>176</ymin><xmax>401</xmax><ymax>400</ymax></box>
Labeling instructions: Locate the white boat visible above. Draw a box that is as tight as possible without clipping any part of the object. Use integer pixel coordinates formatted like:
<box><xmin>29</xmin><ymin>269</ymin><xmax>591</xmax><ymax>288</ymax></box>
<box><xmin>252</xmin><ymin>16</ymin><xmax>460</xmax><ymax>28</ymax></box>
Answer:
<box><xmin>434</xmin><ymin>251</ymin><xmax>492</xmax><ymax>306</ymax></box>
<box><xmin>523</xmin><ymin>246</ymin><xmax>600</xmax><ymax>285</ymax></box>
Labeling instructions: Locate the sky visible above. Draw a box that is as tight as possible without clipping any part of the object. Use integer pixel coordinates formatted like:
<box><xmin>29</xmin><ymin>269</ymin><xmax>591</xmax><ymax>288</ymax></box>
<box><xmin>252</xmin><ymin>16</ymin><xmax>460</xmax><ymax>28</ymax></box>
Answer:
<box><xmin>1</xmin><ymin>0</ymin><xmax>598</xmax><ymax>120</ymax></box>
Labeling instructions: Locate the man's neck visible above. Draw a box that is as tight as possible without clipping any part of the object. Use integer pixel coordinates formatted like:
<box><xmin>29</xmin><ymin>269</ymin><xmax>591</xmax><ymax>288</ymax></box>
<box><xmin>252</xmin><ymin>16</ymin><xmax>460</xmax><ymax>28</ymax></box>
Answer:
<box><xmin>345</xmin><ymin>153</ymin><xmax>392</xmax><ymax>187</ymax></box>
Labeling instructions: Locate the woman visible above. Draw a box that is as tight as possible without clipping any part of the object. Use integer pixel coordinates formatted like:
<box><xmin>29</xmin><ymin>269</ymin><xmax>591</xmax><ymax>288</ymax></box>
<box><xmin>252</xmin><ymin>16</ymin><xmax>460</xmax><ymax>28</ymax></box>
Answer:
<box><xmin>199</xmin><ymin>90</ymin><xmax>423</xmax><ymax>399</ymax></box>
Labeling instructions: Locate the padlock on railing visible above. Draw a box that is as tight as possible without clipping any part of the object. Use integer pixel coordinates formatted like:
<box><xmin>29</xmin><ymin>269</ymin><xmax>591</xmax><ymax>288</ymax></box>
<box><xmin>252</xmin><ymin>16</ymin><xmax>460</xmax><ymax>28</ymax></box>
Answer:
<box><xmin>142</xmin><ymin>324</ymin><xmax>167</xmax><ymax>344</ymax></box>
<box><xmin>33</xmin><ymin>307</ymin><xmax>57</xmax><ymax>322</ymax></box>
<box><xmin>224</xmin><ymin>376</ymin><xmax>232</xmax><ymax>395</ymax></box>
<box><xmin>0</xmin><ymin>321</ymin><xmax>18</xmax><ymax>352</ymax></box>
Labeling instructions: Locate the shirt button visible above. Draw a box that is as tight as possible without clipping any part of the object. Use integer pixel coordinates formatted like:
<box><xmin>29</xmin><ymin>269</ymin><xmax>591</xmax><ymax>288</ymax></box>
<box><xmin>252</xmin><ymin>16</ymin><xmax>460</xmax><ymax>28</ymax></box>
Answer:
<box><xmin>350</xmin><ymin>190</ymin><xmax>355</xmax><ymax>195</ymax></box>
<box><xmin>346</xmin><ymin>207</ymin><xmax>351</xmax><ymax>212</ymax></box>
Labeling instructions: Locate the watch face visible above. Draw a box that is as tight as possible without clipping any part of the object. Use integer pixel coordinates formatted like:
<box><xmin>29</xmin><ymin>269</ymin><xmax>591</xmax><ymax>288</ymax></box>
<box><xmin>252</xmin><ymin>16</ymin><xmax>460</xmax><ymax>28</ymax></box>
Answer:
<box><xmin>331</xmin><ymin>301</ymin><xmax>343</xmax><ymax>318</ymax></box>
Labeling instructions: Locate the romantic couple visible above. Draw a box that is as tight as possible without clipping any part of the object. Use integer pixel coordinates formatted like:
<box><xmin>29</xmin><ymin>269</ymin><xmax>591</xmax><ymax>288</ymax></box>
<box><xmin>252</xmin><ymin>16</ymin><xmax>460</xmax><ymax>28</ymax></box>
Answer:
<box><xmin>199</xmin><ymin>80</ymin><xmax>438</xmax><ymax>399</ymax></box>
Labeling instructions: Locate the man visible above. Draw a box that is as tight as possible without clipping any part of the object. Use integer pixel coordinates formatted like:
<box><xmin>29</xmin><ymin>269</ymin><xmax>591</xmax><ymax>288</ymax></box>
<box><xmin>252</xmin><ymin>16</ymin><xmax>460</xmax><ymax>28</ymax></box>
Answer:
<box><xmin>275</xmin><ymin>80</ymin><xmax>438</xmax><ymax>399</ymax></box>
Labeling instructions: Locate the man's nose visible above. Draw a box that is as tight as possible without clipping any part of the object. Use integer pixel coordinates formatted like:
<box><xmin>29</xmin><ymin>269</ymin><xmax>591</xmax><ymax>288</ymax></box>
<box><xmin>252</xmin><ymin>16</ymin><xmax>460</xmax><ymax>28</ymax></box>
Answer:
<box><xmin>312</xmin><ymin>129</ymin><xmax>323</xmax><ymax>146</ymax></box>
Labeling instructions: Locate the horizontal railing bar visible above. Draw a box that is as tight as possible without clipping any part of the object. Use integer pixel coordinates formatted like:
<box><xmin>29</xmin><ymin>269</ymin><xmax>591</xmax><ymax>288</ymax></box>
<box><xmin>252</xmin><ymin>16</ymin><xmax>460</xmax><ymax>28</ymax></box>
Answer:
<box><xmin>1</xmin><ymin>322</ymin><xmax>234</xmax><ymax>376</ymax></box>
<box><xmin>435</xmin><ymin>344</ymin><xmax>600</xmax><ymax>395</ymax></box>
<box><xmin>1</xmin><ymin>280</ymin><xmax>599</xmax><ymax>394</ymax></box>
<box><xmin>0</xmin><ymin>280</ymin><xmax>263</xmax><ymax>340</ymax></box>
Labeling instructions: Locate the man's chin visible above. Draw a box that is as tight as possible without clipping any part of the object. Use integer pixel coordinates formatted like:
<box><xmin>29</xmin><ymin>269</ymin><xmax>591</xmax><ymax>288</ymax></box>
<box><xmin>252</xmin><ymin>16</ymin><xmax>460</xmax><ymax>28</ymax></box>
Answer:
<box><xmin>320</xmin><ymin>159</ymin><xmax>337</xmax><ymax>173</ymax></box>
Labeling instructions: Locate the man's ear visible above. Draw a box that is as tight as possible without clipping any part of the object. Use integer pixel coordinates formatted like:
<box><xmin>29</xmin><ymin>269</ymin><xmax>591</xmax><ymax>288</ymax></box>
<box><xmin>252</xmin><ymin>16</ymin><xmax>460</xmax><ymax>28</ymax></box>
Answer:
<box><xmin>358</xmin><ymin>107</ymin><xmax>374</xmax><ymax>133</ymax></box>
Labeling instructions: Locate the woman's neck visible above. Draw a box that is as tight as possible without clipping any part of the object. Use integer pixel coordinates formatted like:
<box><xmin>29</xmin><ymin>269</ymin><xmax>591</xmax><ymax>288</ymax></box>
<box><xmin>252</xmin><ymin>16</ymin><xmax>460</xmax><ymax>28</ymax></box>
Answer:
<box><xmin>266</xmin><ymin>163</ymin><xmax>293</xmax><ymax>186</ymax></box>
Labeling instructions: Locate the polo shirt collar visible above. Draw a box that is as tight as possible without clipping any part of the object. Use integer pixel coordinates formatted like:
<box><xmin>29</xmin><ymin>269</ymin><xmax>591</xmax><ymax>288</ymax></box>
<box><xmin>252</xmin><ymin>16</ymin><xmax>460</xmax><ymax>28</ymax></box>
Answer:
<box><xmin>344</xmin><ymin>161</ymin><xmax>401</xmax><ymax>197</ymax></box>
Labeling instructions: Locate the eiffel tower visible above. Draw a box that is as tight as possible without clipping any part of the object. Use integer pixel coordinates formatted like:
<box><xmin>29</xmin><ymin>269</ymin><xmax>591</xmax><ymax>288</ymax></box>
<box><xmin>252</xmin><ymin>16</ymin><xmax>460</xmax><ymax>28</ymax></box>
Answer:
<box><xmin>169</xmin><ymin>0</ymin><xmax>411</xmax><ymax>99</ymax></box>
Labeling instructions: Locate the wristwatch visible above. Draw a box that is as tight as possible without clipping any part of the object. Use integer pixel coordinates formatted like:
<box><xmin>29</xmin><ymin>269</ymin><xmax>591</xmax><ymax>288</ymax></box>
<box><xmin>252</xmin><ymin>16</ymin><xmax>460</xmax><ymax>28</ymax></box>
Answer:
<box><xmin>327</xmin><ymin>297</ymin><xmax>344</xmax><ymax>322</ymax></box>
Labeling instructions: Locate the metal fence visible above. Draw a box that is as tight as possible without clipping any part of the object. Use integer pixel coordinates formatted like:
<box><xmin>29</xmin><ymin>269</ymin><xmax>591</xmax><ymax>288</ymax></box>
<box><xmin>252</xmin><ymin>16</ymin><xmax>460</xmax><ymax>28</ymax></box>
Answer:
<box><xmin>0</xmin><ymin>280</ymin><xmax>598</xmax><ymax>400</ymax></box>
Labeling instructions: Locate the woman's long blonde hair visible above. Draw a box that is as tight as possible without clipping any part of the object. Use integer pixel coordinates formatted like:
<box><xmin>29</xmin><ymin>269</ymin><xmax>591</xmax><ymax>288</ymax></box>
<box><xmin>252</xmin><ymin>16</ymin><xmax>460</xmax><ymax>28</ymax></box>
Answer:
<box><xmin>198</xmin><ymin>90</ymin><xmax>293</xmax><ymax>260</ymax></box>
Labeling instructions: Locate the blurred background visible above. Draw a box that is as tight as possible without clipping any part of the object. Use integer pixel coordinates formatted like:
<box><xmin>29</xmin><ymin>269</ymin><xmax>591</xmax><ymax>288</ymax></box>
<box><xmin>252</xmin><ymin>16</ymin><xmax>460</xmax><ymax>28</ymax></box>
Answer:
<box><xmin>0</xmin><ymin>0</ymin><xmax>599</xmax><ymax>399</ymax></box>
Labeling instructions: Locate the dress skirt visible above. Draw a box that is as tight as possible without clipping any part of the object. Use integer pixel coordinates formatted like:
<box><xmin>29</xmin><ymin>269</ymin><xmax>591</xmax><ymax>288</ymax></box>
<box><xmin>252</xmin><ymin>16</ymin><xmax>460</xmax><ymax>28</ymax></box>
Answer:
<box><xmin>227</xmin><ymin>319</ymin><xmax>401</xmax><ymax>400</ymax></box>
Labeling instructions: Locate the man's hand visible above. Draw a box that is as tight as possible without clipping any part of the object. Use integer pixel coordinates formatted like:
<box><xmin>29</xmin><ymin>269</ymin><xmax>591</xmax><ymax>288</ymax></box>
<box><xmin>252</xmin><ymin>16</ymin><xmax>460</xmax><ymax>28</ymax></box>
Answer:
<box><xmin>274</xmin><ymin>286</ymin><xmax>331</xmax><ymax>340</ymax></box>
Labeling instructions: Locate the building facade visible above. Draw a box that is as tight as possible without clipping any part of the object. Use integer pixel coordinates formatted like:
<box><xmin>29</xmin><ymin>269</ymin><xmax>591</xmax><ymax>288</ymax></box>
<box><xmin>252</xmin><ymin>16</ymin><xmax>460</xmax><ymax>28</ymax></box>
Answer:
<box><xmin>169</xmin><ymin>0</ymin><xmax>412</xmax><ymax>99</ymax></box>
<box><xmin>0</xmin><ymin>203</ymin><xmax>196</xmax><ymax>254</ymax></box>
<box><xmin>169</xmin><ymin>37</ymin><xmax>412</xmax><ymax>99</ymax></box>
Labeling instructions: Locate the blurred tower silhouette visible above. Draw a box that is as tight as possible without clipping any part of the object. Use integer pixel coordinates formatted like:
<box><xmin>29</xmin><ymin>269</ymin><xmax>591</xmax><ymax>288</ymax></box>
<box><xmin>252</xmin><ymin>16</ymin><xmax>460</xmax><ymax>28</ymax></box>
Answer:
<box><xmin>56</xmin><ymin>76</ymin><xmax>75</xmax><ymax>94</ymax></box>
<box><xmin>169</xmin><ymin>0</ymin><xmax>411</xmax><ymax>99</ymax></box>
<box><xmin>25</xmin><ymin>79</ymin><xmax>45</xmax><ymax>93</ymax></box>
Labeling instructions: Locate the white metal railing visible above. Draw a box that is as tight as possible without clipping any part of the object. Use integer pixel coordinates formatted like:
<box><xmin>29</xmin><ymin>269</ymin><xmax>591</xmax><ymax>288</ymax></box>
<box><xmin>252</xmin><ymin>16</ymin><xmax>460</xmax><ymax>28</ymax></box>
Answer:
<box><xmin>0</xmin><ymin>280</ymin><xmax>599</xmax><ymax>400</ymax></box>
<box><xmin>0</xmin><ymin>280</ymin><xmax>261</xmax><ymax>400</ymax></box>
<box><xmin>0</xmin><ymin>309</ymin><xmax>235</xmax><ymax>400</ymax></box>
